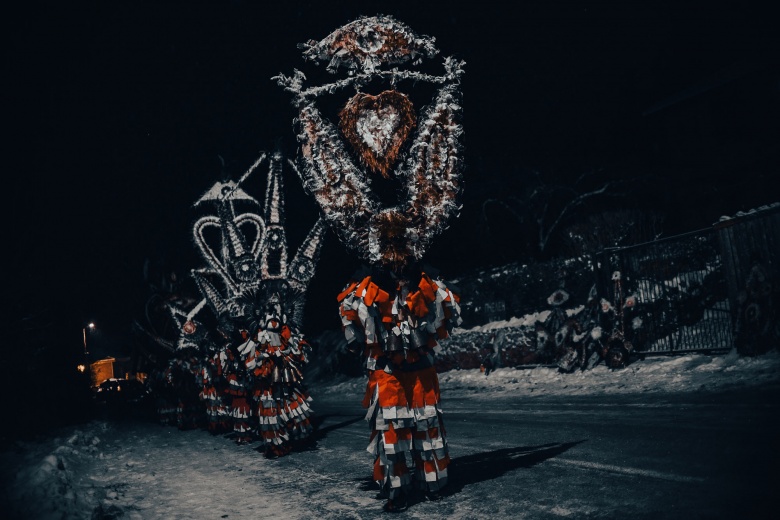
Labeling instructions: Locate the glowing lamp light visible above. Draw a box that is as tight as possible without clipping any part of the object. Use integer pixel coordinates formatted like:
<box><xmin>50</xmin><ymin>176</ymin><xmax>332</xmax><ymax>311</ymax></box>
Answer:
<box><xmin>83</xmin><ymin>323</ymin><xmax>96</xmax><ymax>355</ymax></box>
<box><xmin>77</xmin><ymin>364</ymin><xmax>86</xmax><ymax>372</ymax></box>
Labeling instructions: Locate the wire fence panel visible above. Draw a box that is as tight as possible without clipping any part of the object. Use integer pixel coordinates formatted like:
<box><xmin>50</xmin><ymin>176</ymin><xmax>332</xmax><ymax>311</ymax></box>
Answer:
<box><xmin>595</xmin><ymin>204</ymin><xmax>779</xmax><ymax>355</ymax></box>
<box><xmin>596</xmin><ymin>229</ymin><xmax>732</xmax><ymax>354</ymax></box>
<box><xmin>448</xmin><ymin>204</ymin><xmax>778</xmax><ymax>363</ymax></box>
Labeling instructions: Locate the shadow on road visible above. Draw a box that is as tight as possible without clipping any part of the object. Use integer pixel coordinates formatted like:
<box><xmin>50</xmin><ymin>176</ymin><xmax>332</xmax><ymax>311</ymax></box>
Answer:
<box><xmin>351</xmin><ymin>440</ymin><xmax>587</xmax><ymax>505</ymax></box>
<box><xmin>443</xmin><ymin>440</ymin><xmax>587</xmax><ymax>496</ymax></box>
<box><xmin>313</xmin><ymin>415</ymin><xmax>365</xmax><ymax>438</ymax></box>
<box><xmin>290</xmin><ymin>414</ymin><xmax>365</xmax><ymax>453</ymax></box>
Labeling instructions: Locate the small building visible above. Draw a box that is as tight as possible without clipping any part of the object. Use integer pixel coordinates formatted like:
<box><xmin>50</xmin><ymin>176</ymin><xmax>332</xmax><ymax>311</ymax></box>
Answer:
<box><xmin>90</xmin><ymin>356</ymin><xmax>147</xmax><ymax>387</ymax></box>
<box><xmin>90</xmin><ymin>357</ymin><xmax>116</xmax><ymax>387</ymax></box>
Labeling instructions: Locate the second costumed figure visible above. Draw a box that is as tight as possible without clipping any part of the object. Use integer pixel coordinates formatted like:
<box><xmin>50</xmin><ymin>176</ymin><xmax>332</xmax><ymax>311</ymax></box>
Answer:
<box><xmin>164</xmin><ymin>152</ymin><xmax>326</xmax><ymax>458</ymax></box>
<box><xmin>276</xmin><ymin>15</ymin><xmax>465</xmax><ymax>509</ymax></box>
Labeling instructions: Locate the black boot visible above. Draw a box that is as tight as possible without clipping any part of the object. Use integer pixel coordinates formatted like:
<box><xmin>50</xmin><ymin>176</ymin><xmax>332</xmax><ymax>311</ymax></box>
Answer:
<box><xmin>424</xmin><ymin>489</ymin><xmax>442</xmax><ymax>501</ymax></box>
<box><xmin>383</xmin><ymin>490</ymin><xmax>408</xmax><ymax>513</ymax></box>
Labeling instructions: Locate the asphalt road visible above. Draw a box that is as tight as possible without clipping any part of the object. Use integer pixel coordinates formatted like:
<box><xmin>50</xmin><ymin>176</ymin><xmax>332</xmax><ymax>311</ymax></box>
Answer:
<box><xmin>27</xmin><ymin>384</ymin><xmax>775</xmax><ymax>519</ymax></box>
<box><xmin>309</xmin><ymin>385</ymin><xmax>780</xmax><ymax>519</ymax></box>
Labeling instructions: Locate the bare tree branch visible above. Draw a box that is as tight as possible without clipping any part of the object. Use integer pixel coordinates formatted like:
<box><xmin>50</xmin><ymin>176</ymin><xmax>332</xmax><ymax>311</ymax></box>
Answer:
<box><xmin>480</xmin><ymin>198</ymin><xmax>526</xmax><ymax>236</ymax></box>
<box><xmin>537</xmin><ymin>181</ymin><xmax>614</xmax><ymax>253</ymax></box>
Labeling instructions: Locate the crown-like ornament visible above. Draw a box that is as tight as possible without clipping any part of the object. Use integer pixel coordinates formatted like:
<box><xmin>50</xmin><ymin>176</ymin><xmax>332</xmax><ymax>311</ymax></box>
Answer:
<box><xmin>169</xmin><ymin>151</ymin><xmax>326</xmax><ymax>349</ymax></box>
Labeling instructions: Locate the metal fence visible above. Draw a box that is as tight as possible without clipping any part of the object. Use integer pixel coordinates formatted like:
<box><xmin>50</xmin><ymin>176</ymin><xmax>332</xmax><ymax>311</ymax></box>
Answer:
<box><xmin>716</xmin><ymin>206</ymin><xmax>780</xmax><ymax>354</ymax></box>
<box><xmin>595</xmin><ymin>204</ymin><xmax>779</xmax><ymax>355</ymax></box>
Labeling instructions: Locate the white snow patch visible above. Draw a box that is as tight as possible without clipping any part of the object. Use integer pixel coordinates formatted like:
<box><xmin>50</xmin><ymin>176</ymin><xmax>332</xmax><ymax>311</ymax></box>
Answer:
<box><xmin>310</xmin><ymin>348</ymin><xmax>780</xmax><ymax>402</ymax></box>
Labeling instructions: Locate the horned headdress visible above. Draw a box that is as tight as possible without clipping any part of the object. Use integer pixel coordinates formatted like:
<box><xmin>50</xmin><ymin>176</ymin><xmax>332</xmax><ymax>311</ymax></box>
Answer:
<box><xmin>171</xmin><ymin>151</ymin><xmax>326</xmax><ymax>347</ymax></box>
<box><xmin>275</xmin><ymin>15</ymin><xmax>465</xmax><ymax>274</ymax></box>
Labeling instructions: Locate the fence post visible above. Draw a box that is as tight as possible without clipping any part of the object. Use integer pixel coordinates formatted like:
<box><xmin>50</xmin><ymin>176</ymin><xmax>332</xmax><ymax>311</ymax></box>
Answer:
<box><xmin>714</xmin><ymin>205</ymin><xmax>780</xmax><ymax>355</ymax></box>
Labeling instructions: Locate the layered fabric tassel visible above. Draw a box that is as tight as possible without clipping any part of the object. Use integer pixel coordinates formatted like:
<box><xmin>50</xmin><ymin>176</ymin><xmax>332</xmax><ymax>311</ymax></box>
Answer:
<box><xmin>338</xmin><ymin>272</ymin><xmax>460</xmax><ymax>496</ymax></box>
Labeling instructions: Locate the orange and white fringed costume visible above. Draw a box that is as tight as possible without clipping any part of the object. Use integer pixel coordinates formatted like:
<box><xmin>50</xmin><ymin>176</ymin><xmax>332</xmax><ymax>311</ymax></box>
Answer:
<box><xmin>242</xmin><ymin>317</ymin><xmax>314</xmax><ymax>457</ymax></box>
<box><xmin>338</xmin><ymin>271</ymin><xmax>462</xmax><ymax>498</ymax></box>
<box><xmin>156</xmin><ymin>151</ymin><xmax>325</xmax><ymax>458</ymax></box>
<box><xmin>199</xmin><ymin>349</ymin><xmax>231</xmax><ymax>434</ymax></box>
<box><xmin>222</xmin><ymin>342</ymin><xmax>254</xmax><ymax>443</ymax></box>
<box><xmin>276</xmin><ymin>13</ymin><xmax>465</xmax><ymax>509</ymax></box>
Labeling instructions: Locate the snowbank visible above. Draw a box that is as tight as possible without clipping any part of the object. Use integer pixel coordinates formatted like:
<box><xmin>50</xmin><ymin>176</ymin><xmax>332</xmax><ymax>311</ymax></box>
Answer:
<box><xmin>312</xmin><ymin>348</ymin><xmax>780</xmax><ymax>399</ymax></box>
<box><xmin>1</xmin><ymin>424</ymin><xmax>109</xmax><ymax>520</ymax></box>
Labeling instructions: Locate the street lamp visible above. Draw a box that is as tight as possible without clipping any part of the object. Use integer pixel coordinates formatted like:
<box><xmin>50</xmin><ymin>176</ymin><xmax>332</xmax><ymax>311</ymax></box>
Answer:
<box><xmin>83</xmin><ymin>322</ymin><xmax>95</xmax><ymax>356</ymax></box>
<box><xmin>79</xmin><ymin>322</ymin><xmax>96</xmax><ymax>375</ymax></box>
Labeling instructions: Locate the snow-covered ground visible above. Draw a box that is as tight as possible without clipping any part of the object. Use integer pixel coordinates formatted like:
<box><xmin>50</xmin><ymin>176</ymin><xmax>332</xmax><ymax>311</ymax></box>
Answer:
<box><xmin>314</xmin><ymin>348</ymin><xmax>780</xmax><ymax>400</ymax></box>
<box><xmin>2</xmin><ymin>348</ymin><xmax>778</xmax><ymax>520</ymax></box>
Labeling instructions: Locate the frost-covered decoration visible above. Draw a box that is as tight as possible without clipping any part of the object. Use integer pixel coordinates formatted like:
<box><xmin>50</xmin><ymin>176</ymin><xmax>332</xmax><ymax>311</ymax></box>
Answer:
<box><xmin>734</xmin><ymin>261</ymin><xmax>779</xmax><ymax>356</ymax></box>
<box><xmin>298</xmin><ymin>14</ymin><xmax>439</xmax><ymax>74</ymax></box>
<box><xmin>155</xmin><ymin>151</ymin><xmax>326</xmax><ymax>456</ymax></box>
<box><xmin>275</xmin><ymin>15</ymin><xmax>465</xmax><ymax>274</ymax></box>
<box><xmin>339</xmin><ymin>90</ymin><xmax>416</xmax><ymax>178</ymax></box>
<box><xmin>260</xmin><ymin>155</ymin><xmax>288</xmax><ymax>280</ymax></box>
<box><xmin>598</xmin><ymin>271</ymin><xmax>637</xmax><ymax>369</ymax></box>
<box><xmin>591</xmin><ymin>326</ymin><xmax>603</xmax><ymax>340</ymax></box>
<box><xmin>167</xmin><ymin>301</ymin><xmax>211</xmax><ymax>352</ymax></box>
<box><xmin>189</xmin><ymin>151</ymin><xmax>326</xmax><ymax>331</ymax></box>
<box><xmin>547</xmin><ymin>289</ymin><xmax>570</xmax><ymax>307</ymax></box>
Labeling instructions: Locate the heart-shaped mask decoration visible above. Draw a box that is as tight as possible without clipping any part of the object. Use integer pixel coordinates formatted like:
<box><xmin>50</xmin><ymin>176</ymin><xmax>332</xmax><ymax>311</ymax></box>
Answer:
<box><xmin>339</xmin><ymin>90</ymin><xmax>416</xmax><ymax>178</ymax></box>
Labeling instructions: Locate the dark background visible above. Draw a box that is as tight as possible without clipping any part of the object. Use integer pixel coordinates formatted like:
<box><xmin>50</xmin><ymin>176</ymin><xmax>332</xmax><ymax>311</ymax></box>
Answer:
<box><xmin>5</xmin><ymin>1</ymin><xmax>778</xmax><ymax>359</ymax></box>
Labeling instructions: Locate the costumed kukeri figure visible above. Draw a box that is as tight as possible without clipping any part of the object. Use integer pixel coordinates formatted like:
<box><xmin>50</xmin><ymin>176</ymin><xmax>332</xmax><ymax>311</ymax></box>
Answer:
<box><xmin>166</xmin><ymin>151</ymin><xmax>326</xmax><ymax>456</ymax></box>
<box><xmin>276</xmin><ymin>15</ymin><xmax>465</xmax><ymax>510</ymax></box>
<box><xmin>153</xmin><ymin>304</ymin><xmax>212</xmax><ymax>429</ymax></box>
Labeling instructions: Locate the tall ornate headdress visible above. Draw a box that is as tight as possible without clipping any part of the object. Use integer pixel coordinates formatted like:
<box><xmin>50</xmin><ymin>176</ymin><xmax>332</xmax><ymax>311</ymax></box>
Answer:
<box><xmin>171</xmin><ymin>151</ymin><xmax>326</xmax><ymax>347</ymax></box>
<box><xmin>275</xmin><ymin>15</ymin><xmax>465</xmax><ymax>274</ymax></box>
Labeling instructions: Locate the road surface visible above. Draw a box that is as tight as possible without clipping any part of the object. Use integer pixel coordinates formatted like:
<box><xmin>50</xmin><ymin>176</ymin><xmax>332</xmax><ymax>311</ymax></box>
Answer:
<box><xmin>6</xmin><ymin>384</ymin><xmax>778</xmax><ymax>519</ymax></box>
<box><xmin>311</xmin><ymin>384</ymin><xmax>779</xmax><ymax>518</ymax></box>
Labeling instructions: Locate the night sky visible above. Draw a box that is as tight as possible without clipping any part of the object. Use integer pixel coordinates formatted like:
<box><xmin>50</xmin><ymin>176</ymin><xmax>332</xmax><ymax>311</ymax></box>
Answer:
<box><xmin>6</xmin><ymin>1</ymin><xmax>778</xmax><ymax>349</ymax></box>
